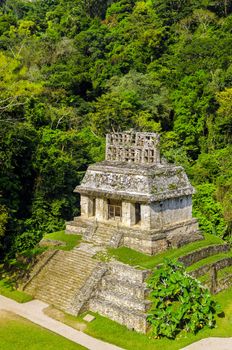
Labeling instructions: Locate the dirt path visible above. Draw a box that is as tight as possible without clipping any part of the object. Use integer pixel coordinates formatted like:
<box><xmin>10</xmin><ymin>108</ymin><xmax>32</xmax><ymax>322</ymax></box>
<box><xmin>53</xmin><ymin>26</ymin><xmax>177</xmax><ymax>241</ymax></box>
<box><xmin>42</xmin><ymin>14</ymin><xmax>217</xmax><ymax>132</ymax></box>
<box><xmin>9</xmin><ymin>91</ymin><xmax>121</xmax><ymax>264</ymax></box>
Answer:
<box><xmin>181</xmin><ymin>337</ymin><xmax>232</xmax><ymax>350</ymax></box>
<box><xmin>1</xmin><ymin>294</ymin><xmax>232</xmax><ymax>350</ymax></box>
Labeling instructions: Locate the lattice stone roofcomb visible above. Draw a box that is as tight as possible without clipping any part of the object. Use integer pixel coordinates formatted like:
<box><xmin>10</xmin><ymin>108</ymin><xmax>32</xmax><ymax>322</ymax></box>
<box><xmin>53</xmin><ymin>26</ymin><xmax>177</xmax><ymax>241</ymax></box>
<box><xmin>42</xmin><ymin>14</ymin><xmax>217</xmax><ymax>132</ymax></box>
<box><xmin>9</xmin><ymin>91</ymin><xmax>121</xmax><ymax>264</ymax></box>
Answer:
<box><xmin>105</xmin><ymin>132</ymin><xmax>160</xmax><ymax>165</ymax></box>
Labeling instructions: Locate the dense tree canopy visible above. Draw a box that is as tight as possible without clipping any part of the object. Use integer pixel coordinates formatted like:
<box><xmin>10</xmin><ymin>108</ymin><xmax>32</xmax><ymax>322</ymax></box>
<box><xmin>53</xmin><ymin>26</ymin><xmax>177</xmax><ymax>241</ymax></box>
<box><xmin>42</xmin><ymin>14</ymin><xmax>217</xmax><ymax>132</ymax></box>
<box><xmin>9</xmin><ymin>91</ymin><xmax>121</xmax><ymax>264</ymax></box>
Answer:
<box><xmin>0</xmin><ymin>0</ymin><xmax>231</xmax><ymax>258</ymax></box>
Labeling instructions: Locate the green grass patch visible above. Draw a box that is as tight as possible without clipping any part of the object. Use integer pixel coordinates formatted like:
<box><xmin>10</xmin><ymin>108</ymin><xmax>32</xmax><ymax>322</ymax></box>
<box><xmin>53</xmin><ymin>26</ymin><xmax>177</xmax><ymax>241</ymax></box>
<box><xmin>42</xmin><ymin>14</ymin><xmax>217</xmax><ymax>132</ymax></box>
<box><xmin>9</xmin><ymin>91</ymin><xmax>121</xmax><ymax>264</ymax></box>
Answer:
<box><xmin>0</xmin><ymin>280</ymin><xmax>33</xmax><ymax>303</ymax></box>
<box><xmin>43</xmin><ymin>231</ymin><xmax>82</xmax><ymax>251</ymax></box>
<box><xmin>73</xmin><ymin>286</ymin><xmax>232</xmax><ymax>350</ymax></box>
<box><xmin>108</xmin><ymin>233</ymin><xmax>224</xmax><ymax>269</ymax></box>
<box><xmin>0</xmin><ymin>311</ymin><xmax>86</xmax><ymax>350</ymax></box>
<box><xmin>45</xmin><ymin>285</ymin><xmax>232</xmax><ymax>350</ymax></box>
<box><xmin>187</xmin><ymin>251</ymin><xmax>232</xmax><ymax>273</ymax></box>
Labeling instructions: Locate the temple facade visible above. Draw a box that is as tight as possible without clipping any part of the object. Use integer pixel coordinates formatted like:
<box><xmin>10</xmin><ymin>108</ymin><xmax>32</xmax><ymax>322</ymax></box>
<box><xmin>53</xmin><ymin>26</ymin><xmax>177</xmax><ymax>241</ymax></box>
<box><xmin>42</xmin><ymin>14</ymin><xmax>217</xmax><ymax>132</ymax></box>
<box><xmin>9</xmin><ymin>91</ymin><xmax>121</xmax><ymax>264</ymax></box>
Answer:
<box><xmin>66</xmin><ymin>131</ymin><xmax>201</xmax><ymax>254</ymax></box>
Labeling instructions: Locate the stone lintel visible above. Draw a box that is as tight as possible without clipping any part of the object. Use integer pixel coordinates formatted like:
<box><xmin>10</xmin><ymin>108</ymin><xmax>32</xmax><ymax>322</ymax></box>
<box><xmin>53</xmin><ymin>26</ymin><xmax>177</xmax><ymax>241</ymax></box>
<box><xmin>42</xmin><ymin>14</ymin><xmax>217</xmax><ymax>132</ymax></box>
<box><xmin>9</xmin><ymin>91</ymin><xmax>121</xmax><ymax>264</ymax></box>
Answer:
<box><xmin>75</xmin><ymin>186</ymin><xmax>194</xmax><ymax>203</ymax></box>
<box><xmin>75</xmin><ymin>187</ymin><xmax>150</xmax><ymax>203</ymax></box>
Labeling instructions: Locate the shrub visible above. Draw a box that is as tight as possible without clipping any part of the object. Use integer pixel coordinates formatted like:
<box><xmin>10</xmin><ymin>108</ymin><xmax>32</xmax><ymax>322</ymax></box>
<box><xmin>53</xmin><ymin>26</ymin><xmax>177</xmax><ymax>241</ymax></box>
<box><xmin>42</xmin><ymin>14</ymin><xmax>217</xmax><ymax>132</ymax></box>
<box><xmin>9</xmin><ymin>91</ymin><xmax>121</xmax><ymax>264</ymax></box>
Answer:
<box><xmin>147</xmin><ymin>259</ymin><xmax>221</xmax><ymax>339</ymax></box>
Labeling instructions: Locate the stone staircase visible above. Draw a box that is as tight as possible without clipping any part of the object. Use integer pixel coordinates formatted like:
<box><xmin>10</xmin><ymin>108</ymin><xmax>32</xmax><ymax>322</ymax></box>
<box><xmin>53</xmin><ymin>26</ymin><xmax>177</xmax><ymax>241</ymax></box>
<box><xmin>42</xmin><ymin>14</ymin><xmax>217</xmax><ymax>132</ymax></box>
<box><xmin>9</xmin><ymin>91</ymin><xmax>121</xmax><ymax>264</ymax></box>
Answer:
<box><xmin>89</xmin><ymin>261</ymin><xmax>151</xmax><ymax>333</ymax></box>
<box><xmin>91</xmin><ymin>223</ymin><xmax>122</xmax><ymax>247</ymax></box>
<box><xmin>23</xmin><ymin>247</ymin><xmax>100</xmax><ymax>313</ymax></box>
<box><xmin>66</xmin><ymin>218</ymin><xmax>123</xmax><ymax>248</ymax></box>
<box><xmin>21</xmin><ymin>233</ymin><xmax>232</xmax><ymax>334</ymax></box>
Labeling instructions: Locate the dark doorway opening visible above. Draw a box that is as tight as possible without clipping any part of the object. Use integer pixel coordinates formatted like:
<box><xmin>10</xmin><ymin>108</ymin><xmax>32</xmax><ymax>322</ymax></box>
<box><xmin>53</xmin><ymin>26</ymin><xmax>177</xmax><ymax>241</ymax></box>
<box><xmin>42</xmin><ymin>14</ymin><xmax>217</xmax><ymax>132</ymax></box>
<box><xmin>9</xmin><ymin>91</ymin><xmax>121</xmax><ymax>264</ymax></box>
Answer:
<box><xmin>92</xmin><ymin>198</ymin><xmax>96</xmax><ymax>216</ymax></box>
<box><xmin>135</xmin><ymin>203</ymin><xmax>141</xmax><ymax>224</ymax></box>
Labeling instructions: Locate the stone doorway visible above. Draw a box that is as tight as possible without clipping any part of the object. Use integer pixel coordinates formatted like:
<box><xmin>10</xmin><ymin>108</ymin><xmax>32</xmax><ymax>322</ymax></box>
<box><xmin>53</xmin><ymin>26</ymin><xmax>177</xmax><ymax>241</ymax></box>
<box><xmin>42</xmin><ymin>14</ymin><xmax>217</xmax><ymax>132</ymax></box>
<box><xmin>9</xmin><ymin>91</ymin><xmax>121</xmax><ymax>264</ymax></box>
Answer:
<box><xmin>108</xmin><ymin>199</ymin><xmax>122</xmax><ymax>221</ymax></box>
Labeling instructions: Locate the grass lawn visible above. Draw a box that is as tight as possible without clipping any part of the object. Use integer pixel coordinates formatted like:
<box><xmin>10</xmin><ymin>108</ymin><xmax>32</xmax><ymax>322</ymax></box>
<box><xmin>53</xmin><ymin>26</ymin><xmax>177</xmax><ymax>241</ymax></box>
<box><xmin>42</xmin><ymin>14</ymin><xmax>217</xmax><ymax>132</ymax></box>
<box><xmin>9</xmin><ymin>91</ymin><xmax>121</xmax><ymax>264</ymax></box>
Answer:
<box><xmin>43</xmin><ymin>231</ymin><xmax>82</xmax><ymax>251</ymax></box>
<box><xmin>46</xmin><ymin>284</ymin><xmax>232</xmax><ymax>350</ymax></box>
<box><xmin>107</xmin><ymin>233</ymin><xmax>224</xmax><ymax>269</ymax></box>
<box><xmin>0</xmin><ymin>280</ymin><xmax>33</xmax><ymax>303</ymax></box>
<box><xmin>0</xmin><ymin>310</ymin><xmax>86</xmax><ymax>350</ymax></box>
<box><xmin>1</xmin><ymin>287</ymin><xmax>230</xmax><ymax>350</ymax></box>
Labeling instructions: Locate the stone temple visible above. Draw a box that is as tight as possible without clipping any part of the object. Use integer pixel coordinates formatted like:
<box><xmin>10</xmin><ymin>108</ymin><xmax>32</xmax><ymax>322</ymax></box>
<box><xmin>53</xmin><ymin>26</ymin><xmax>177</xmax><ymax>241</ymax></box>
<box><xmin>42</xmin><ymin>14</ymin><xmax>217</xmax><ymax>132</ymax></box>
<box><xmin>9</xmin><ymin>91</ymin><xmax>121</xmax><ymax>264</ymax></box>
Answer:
<box><xmin>23</xmin><ymin>131</ymin><xmax>202</xmax><ymax>334</ymax></box>
<box><xmin>67</xmin><ymin>131</ymin><xmax>201</xmax><ymax>254</ymax></box>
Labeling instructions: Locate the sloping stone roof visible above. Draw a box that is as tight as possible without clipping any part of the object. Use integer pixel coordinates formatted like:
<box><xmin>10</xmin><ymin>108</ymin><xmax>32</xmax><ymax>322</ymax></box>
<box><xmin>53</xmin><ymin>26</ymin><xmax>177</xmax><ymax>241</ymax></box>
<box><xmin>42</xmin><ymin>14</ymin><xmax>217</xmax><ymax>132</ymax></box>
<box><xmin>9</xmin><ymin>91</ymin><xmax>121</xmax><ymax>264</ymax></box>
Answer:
<box><xmin>75</xmin><ymin>160</ymin><xmax>194</xmax><ymax>203</ymax></box>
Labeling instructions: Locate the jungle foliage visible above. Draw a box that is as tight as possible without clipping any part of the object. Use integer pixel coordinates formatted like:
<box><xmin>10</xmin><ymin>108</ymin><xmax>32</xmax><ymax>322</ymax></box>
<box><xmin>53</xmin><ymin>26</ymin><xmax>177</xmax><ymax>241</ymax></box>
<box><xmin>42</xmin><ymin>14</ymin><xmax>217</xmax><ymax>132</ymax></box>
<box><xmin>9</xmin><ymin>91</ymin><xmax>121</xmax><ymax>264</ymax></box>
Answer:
<box><xmin>0</xmin><ymin>0</ymin><xmax>231</xmax><ymax>259</ymax></box>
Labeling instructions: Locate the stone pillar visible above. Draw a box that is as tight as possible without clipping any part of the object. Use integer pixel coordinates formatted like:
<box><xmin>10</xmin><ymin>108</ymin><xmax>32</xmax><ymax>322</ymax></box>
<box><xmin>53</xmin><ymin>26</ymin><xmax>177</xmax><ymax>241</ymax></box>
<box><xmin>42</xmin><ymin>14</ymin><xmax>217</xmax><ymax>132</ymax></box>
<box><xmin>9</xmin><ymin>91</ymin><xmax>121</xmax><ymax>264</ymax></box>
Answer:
<box><xmin>81</xmin><ymin>195</ymin><xmax>95</xmax><ymax>217</ymax></box>
<box><xmin>140</xmin><ymin>204</ymin><xmax>151</xmax><ymax>229</ymax></box>
<box><xmin>122</xmin><ymin>202</ymin><xmax>136</xmax><ymax>227</ymax></box>
<box><xmin>95</xmin><ymin>198</ymin><xmax>108</xmax><ymax>221</ymax></box>
<box><xmin>81</xmin><ymin>195</ymin><xmax>89</xmax><ymax>217</ymax></box>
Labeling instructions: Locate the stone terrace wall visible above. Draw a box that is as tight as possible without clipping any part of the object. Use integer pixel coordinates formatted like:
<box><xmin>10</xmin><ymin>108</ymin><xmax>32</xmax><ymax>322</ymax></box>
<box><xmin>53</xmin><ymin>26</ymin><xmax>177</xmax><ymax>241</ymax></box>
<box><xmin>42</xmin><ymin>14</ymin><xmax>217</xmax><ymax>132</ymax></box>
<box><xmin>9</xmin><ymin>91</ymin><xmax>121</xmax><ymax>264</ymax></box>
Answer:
<box><xmin>89</xmin><ymin>261</ymin><xmax>151</xmax><ymax>333</ymax></box>
<box><xmin>179</xmin><ymin>244</ymin><xmax>230</xmax><ymax>267</ymax></box>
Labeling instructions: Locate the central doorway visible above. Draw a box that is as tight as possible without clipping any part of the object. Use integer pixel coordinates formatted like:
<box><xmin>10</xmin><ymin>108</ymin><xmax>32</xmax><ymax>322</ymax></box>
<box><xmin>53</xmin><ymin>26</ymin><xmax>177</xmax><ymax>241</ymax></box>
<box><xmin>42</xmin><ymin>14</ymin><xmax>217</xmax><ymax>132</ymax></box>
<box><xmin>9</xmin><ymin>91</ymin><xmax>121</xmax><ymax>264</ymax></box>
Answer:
<box><xmin>108</xmin><ymin>199</ymin><xmax>122</xmax><ymax>221</ymax></box>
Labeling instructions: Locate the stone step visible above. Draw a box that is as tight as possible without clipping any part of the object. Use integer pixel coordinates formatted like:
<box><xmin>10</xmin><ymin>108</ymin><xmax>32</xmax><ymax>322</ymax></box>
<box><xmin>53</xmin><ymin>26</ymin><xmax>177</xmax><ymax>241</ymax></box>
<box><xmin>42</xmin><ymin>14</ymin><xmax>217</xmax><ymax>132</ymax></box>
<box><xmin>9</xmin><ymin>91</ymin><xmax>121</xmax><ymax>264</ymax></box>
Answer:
<box><xmin>34</xmin><ymin>290</ymin><xmax>74</xmax><ymax>301</ymax></box>
<box><xmin>89</xmin><ymin>297</ymin><xmax>147</xmax><ymax>333</ymax></box>
<box><xmin>31</xmin><ymin>257</ymin><xmax>95</xmax><ymax>271</ymax></box>
<box><xmin>28</xmin><ymin>276</ymin><xmax>77</xmax><ymax>288</ymax></box>
<box><xmin>95</xmin><ymin>289</ymin><xmax>151</xmax><ymax>312</ymax></box>
<box><xmin>37</xmin><ymin>256</ymin><xmax>94</xmax><ymax>266</ymax></box>
<box><xmin>91</xmin><ymin>224</ymin><xmax>119</xmax><ymax>245</ymax></box>
<box><xmin>35</xmin><ymin>288</ymin><xmax>77</xmax><ymax>298</ymax></box>
<box><xmin>27</xmin><ymin>267</ymin><xmax>95</xmax><ymax>285</ymax></box>
<box><xmin>50</xmin><ymin>260</ymin><xmax>97</xmax><ymax>269</ymax></box>
<box><xmin>92</xmin><ymin>229</ymin><xmax>113</xmax><ymax>237</ymax></box>
<box><xmin>179</xmin><ymin>244</ymin><xmax>230</xmax><ymax>267</ymax></box>
<box><xmin>35</xmin><ymin>288</ymin><xmax>83</xmax><ymax>299</ymax></box>
<box><xmin>28</xmin><ymin>271</ymin><xmax>88</xmax><ymax>284</ymax></box>
<box><xmin>51</xmin><ymin>251</ymin><xmax>95</xmax><ymax>261</ymax></box>
<box><xmin>31</xmin><ymin>264</ymin><xmax>95</xmax><ymax>277</ymax></box>
<box><xmin>92</xmin><ymin>236</ymin><xmax>112</xmax><ymax>245</ymax></box>
<box><xmin>101</xmin><ymin>275</ymin><xmax>149</xmax><ymax>299</ymax></box>
<box><xmin>92</xmin><ymin>232</ymin><xmax>111</xmax><ymax>242</ymax></box>
<box><xmin>24</xmin><ymin>278</ymin><xmax>86</xmax><ymax>297</ymax></box>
